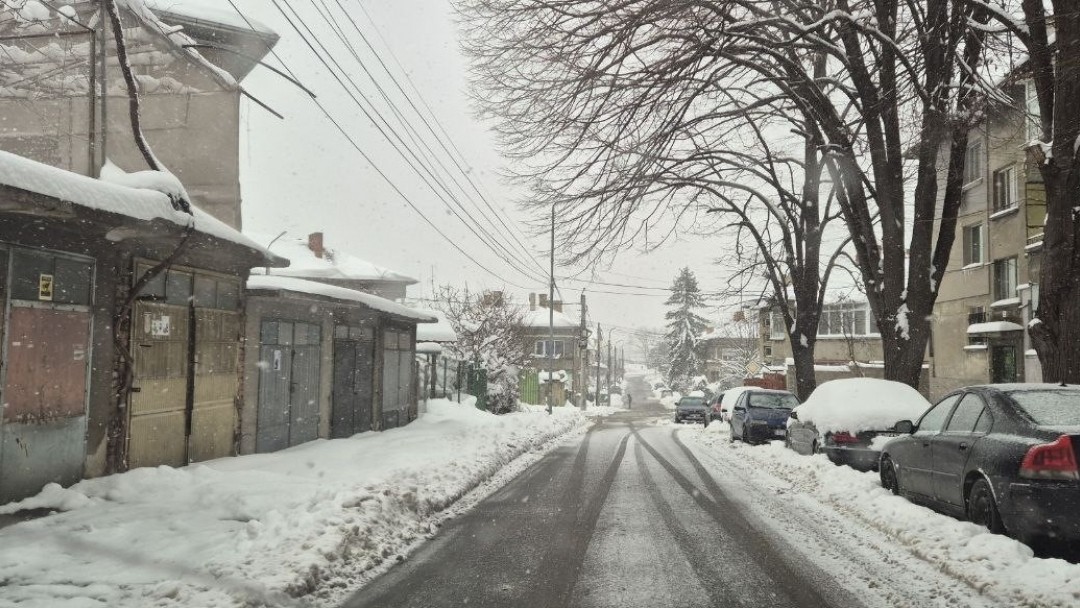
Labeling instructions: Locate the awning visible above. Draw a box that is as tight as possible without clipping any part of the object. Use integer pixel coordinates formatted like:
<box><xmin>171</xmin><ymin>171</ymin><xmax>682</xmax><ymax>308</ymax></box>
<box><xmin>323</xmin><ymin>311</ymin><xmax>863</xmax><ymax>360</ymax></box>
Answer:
<box><xmin>967</xmin><ymin>321</ymin><xmax>1024</xmax><ymax>335</ymax></box>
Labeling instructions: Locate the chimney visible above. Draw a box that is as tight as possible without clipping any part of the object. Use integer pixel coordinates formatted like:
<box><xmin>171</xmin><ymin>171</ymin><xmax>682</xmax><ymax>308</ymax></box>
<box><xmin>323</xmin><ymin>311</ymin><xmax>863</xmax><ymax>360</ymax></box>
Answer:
<box><xmin>539</xmin><ymin>293</ymin><xmax>549</xmax><ymax>308</ymax></box>
<box><xmin>529</xmin><ymin>293</ymin><xmax>536</xmax><ymax>311</ymax></box>
<box><xmin>552</xmin><ymin>300</ymin><xmax>563</xmax><ymax>313</ymax></box>
<box><xmin>308</xmin><ymin>232</ymin><xmax>325</xmax><ymax>259</ymax></box>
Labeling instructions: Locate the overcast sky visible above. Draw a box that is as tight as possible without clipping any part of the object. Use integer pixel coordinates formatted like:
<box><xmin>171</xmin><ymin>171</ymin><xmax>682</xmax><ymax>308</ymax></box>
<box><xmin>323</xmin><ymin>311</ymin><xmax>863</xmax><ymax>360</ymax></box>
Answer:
<box><xmin>186</xmin><ymin>0</ymin><xmax>745</xmax><ymax>338</ymax></box>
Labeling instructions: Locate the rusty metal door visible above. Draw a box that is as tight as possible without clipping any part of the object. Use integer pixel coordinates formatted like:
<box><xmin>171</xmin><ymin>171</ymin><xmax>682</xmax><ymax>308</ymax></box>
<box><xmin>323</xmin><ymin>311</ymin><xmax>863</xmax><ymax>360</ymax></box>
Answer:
<box><xmin>128</xmin><ymin>301</ymin><xmax>189</xmax><ymax>469</ymax></box>
<box><xmin>1</xmin><ymin>305</ymin><xmax>91</xmax><ymax>502</ymax></box>
<box><xmin>189</xmin><ymin>308</ymin><xmax>240</xmax><ymax>462</ymax></box>
<box><xmin>256</xmin><ymin>320</ymin><xmax>321</xmax><ymax>452</ymax></box>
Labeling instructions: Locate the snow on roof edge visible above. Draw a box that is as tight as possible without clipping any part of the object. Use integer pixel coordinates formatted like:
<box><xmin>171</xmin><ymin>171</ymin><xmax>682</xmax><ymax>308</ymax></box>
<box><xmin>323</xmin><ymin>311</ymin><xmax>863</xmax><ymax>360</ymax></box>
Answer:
<box><xmin>246</xmin><ymin>275</ymin><xmax>436</xmax><ymax>323</ymax></box>
<box><xmin>0</xmin><ymin>150</ymin><xmax>277</xmax><ymax>259</ymax></box>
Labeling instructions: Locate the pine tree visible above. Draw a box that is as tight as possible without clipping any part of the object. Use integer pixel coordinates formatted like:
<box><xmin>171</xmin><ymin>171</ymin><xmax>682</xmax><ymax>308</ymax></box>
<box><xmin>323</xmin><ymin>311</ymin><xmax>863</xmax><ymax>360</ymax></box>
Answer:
<box><xmin>664</xmin><ymin>267</ymin><xmax>709</xmax><ymax>391</ymax></box>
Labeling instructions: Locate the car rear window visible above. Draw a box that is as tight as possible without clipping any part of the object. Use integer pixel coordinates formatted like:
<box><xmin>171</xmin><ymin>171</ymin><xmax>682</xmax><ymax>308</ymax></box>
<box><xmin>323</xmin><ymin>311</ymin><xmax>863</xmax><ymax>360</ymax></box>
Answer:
<box><xmin>680</xmin><ymin>397</ymin><xmax>705</xmax><ymax>407</ymax></box>
<box><xmin>747</xmin><ymin>393</ymin><xmax>798</xmax><ymax>409</ymax></box>
<box><xmin>1007</xmin><ymin>390</ymin><xmax>1080</xmax><ymax>426</ymax></box>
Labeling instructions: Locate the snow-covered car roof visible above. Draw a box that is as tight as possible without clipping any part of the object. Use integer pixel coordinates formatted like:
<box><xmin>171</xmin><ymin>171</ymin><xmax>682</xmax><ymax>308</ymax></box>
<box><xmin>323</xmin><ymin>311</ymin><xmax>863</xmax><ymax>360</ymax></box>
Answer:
<box><xmin>794</xmin><ymin>378</ymin><xmax>930</xmax><ymax>435</ymax></box>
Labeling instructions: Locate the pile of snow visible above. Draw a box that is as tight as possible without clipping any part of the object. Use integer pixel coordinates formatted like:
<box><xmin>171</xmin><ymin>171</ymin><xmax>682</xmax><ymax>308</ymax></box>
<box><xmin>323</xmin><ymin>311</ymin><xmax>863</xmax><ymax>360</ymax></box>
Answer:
<box><xmin>660</xmin><ymin>391</ymin><xmax>682</xmax><ymax>409</ymax></box>
<box><xmin>687</xmin><ymin>432</ymin><xmax>1080</xmax><ymax>606</ymax></box>
<box><xmin>793</xmin><ymin>378</ymin><xmax>930</xmax><ymax>434</ymax></box>
<box><xmin>719</xmin><ymin>386</ymin><xmax>750</xmax><ymax>411</ymax></box>
<box><xmin>0</xmin><ymin>400</ymin><xmax>585</xmax><ymax>607</ymax></box>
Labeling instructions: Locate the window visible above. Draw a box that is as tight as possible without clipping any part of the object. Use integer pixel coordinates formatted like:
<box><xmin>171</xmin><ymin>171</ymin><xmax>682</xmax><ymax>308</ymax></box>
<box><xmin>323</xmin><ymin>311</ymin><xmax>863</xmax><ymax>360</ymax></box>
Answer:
<box><xmin>992</xmin><ymin>165</ymin><xmax>1019</xmax><ymax>212</ymax></box>
<box><xmin>945</xmin><ymin>395</ymin><xmax>986</xmax><ymax>433</ymax></box>
<box><xmin>917</xmin><ymin>394</ymin><xmax>960</xmax><ymax>434</ymax></box>
<box><xmin>967</xmin><ymin>306</ymin><xmax>986</xmax><ymax>326</ymax></box>
<box><xmin>993</xmin><ymin>257</ymin><xmax>1017</xmax><ymax>300</ymax></box>
<box><xmin>964</xmin><ymin>140</ymin><xmax>983</xmax><ymax>184</ymax></box>
<box><xmin>962</xmin><ymin>224</ymin><xmax>983</xmax><ymax>265</ymax></box>
<box><xmin>1026</xmin><ymin>80</ymin><xmax>1041</xmax><ymax>142</ymax></box>
<box><xmin>973</xmin><ymin>408</ymin><xmax>994</xmax><ymax>434</ymax></box>
<box><xmin>534</xmin><ymin>340</ymin><xmax>564</xmax><ymax>358</ymax></box>
<box><xmin>817</xmin><ymin>301</ymin><xmax>873</xmax><ymax>337</ymax></box>
<box><xmin>769</xmin><ymin>310</ymin><xmax>786</xmax><ymax>340</ymax></box>
<box><xmin>11</xmin><ymin>249</ymin><xmax>93</xmax><ymax>305</ymax></box>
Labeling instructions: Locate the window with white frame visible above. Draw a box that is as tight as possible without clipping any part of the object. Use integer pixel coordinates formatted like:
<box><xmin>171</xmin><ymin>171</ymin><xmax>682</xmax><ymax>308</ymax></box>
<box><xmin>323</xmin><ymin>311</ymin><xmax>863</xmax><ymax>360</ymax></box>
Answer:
<box><xmin>965</xmin><ymin>140</ymin><xmax>983</xmax><ymax>184</ymax></box>
<box><xmin>1026</xmin><ymin>80</ymin><xmax>1041</xmax><ymax>142</ymax></box>
<box><xmin>962</xmin><ymin>223</ymin><xmax>983</xmax><ymax>265</ymax></box>
<box><xmin>534</xmin><ymin>339</ymin><xmax>565</xmax><ymax>358</ymax></box>
<box><xmin>817</xmin><ymin>301</ymin><xmax>875</xmax><ymax>337</ymax></box>
<box><xmin>993</xmin><ymin>257</ymin><xmax>1018</xmax><ymax>301</ymax></box>
<box><xmin>769</xmin><ymin>310</ymin><xmax>787</xmax><ymax>340</ymax></box>
<box><xmin>993</xmin><ymin>165</ymin><xmax>1019</xmax><ymax>212</ymax></box>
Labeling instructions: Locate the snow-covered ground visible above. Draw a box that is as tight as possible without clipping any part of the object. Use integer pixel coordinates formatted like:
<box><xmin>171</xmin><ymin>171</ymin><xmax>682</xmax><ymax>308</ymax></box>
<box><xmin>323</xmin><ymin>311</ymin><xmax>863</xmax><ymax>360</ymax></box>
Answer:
<box><xmin>0</xmin><ymin>400</ymin><xmax>586</xmax><ymax>608</ymax></box>
<box><xmin>687</xmin><ymin>422</ymin><xmax>1080</xmax><ymax>607</ymax></box>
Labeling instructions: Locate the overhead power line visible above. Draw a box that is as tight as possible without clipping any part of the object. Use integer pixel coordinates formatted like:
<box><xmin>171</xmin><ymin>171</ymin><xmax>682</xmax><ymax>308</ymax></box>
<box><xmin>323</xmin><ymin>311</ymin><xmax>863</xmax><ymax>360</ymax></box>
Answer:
<box><xmin>270</xmin><ymin>0</ymin><xmax>549</xmax><ymax>285</ymax></box>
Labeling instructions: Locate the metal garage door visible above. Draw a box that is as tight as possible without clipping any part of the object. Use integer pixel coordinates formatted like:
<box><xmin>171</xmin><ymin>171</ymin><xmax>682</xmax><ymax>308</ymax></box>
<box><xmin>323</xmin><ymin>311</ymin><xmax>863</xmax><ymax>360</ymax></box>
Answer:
<box><xmin>256</xmin><ymin>320</ymin><xmax>321</xmax><ymax>452</ymax></box>
<box><xmin>128</xmin><ymin>300</ymin><xmax>189</xmax><ymax>469</ymax></box>
<box><xmin>0</xmin><ymin>249</ymin><xmax>94</xmax><ymax>503</ymax></box>
<box><xmin>331</xmin><ymin>325</ymin><xmax>375</xmax><ymax>438</ymax></box>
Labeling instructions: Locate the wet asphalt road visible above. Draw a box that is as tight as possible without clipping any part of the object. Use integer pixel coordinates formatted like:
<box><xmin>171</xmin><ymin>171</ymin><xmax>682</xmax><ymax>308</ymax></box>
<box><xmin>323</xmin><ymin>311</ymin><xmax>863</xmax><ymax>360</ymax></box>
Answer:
<box><xmin>342</xmin><ymin>379</ymin><xmax>862</xmax><ymax>608</ymax></box>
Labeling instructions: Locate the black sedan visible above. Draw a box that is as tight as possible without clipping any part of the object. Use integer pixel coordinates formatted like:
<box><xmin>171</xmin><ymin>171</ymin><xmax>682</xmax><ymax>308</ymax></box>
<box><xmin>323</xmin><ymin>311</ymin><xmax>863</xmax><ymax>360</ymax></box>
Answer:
<box><xmin>879</xmin><ymin>384</ymin><xmax>1080</xmax><ymax>544</ymax></box>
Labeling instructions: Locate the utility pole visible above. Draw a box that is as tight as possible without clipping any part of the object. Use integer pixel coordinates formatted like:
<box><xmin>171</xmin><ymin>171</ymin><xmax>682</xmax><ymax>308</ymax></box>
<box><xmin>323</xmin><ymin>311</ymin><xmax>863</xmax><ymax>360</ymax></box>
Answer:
<box><xmin>578</xmin><ymin>291</ymin><xmax>587</xmax><ymax>410</ymax></box>
<box><xmin>547</xmin><ymin>205</ymin><xmax>555</xmax><ymax>415</ymax></box>
<box><xmin>607</xmin><ymin>337</ymin><xmax>612</xmax><ymax>398</ymax></box>
<box><xmin>595</xmin><ymin>324</ymin><xmax>602</xmax><ymax>406</ymax></box>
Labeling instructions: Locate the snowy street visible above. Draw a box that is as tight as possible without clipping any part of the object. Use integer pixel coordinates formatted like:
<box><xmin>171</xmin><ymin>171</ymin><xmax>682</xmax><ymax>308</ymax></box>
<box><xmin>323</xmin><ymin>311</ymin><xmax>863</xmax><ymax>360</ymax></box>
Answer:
<box><xmin>346</xmin><ymin>377</ymin><xmax>1080</xmax><ymax>608</ymax></box>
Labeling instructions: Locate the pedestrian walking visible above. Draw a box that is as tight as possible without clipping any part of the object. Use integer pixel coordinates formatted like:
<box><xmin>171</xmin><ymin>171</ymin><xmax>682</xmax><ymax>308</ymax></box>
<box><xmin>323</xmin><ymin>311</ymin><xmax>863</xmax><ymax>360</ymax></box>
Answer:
<box><xmin>626</xmin><ymin>393</ymin><xmax>632</xmax><ymax>409</ymax></box>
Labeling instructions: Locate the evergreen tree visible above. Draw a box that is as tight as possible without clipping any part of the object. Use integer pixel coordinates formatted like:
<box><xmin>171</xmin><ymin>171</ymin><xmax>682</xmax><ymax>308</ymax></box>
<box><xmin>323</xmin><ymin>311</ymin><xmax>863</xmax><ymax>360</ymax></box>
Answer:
<box><xmin>664</xmin><ymin>267</ymin><xmax>709</xmax><ymax>391</ymax></box>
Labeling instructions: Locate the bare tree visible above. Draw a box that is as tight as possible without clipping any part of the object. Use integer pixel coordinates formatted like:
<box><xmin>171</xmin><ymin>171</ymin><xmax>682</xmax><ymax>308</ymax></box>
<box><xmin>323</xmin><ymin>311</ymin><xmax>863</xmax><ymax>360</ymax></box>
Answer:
<box><xmin>434</xmin><ymin>287</ymin><xmax>531</xmax><ymax>413</ymax></box>
<box><xmin>459</xmin><ymin>0</ymin><xmax>997</xmax><ymax>390</ymax></box>
<box><xmin>460</xmin><ymin>0</ymin><xmax>854</xmax><ymax>397</ymax></box>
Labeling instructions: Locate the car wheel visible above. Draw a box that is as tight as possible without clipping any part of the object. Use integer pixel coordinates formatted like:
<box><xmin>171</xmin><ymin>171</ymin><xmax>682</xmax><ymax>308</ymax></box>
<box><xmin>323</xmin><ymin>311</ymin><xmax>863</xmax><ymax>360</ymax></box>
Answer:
<box><xmin>729</xmin><ymin>426</ymin><xmax>737</xmax><ymax>443</ymax></box>
<box><xmin>784</xmin><ymin>435</ymin><xmax>792</xmax><ymax>450</ymax></box>
<box><xmin>880</xmin><ymin>456</ymin><xmax>900</xmax><ymax>495</ymax></box>
<box><xmin>967</xmin><ymin>478</ymin><xmax>1005</xmax><ymax>534</ymax></box>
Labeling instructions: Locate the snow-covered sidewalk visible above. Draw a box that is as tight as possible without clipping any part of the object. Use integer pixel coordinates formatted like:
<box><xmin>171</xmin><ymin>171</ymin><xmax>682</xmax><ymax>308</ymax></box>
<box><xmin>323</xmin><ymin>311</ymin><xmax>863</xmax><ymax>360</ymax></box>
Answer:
<box><xmin>687</xmin><ymin>422</ymin><xmax>1080</xmax><ymax>607</ymax></box>
<box><xmin>0</xmin><ymin>400</ymin><xmax>585</xmax><ymax>608</ymax></box>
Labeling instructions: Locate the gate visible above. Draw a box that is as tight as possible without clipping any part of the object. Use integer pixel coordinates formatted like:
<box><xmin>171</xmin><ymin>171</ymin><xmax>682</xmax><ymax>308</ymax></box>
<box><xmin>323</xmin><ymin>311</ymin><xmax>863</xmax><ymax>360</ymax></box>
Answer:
<box><xmin>189</xmin><ymin>308</ymin><xmax>241</xmax><ymax>462</ymax></box>
<box><xmin>128</xmin><ymin>301</ymin><xmax>190</xmax><ymax>469</ymax></box>
<box><xmin>256</xmin><ymin>320</ymin><xmax>322</xmax><ymax>452</ymax></box>
<box><xmin>519</xmin><ymin>369</ymin><xmax>540</xmax><ymax>405</ymax></box>
<box><xmin>331</xmin><ymin>325</ymin><xmax>375</xmax><ymax>438</ymax></box>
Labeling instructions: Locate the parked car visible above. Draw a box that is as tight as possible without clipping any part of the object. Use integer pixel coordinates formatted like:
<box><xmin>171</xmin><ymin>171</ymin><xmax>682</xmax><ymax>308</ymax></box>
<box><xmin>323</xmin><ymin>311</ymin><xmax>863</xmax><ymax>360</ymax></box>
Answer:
<box><xmin>675</xmin><ymin>395</ymin><xmax>708</xmax><ymax>424</ymax></box>
<box><xmin>718</xmin><ymin>386</ymin><xmax>750</xmax><ymax>422</ymax></box>
<box><xmin>705</xmin><ymin>392</ymin><xmax>725</xmax><ymax>424</ymax></box>
<box><xmin>879</xmin><ymin>384</ymin><xmax>1080</xmax><ymax>544</ymax></box>
<box><xmin>786</xmin><ymin>378</ymin><xmax>930</xmax><ymax>471</ymax></box>
<box><xmin>730</xmin><ymin>389</ymin><xmax>799</xmax><ymax>443</ymax></box>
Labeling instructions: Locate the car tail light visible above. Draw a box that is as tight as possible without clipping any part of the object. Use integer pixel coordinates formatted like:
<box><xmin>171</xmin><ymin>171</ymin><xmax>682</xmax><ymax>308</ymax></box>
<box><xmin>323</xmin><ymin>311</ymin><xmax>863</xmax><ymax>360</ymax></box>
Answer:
<box><xmin>1020</xmin><ymin>435</ymin><xmax>1079</xmax><ymax>481</ymax></box>
<box><xmin>830</xmin><ymin>432</ymin><xmax>860</xmax><ymax>444</ymax></box>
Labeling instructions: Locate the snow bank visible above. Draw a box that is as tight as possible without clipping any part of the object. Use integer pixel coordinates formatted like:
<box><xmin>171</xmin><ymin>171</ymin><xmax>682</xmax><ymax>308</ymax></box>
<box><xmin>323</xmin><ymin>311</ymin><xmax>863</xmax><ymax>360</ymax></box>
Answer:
<box><xmin>688</xmin><ymin>431</ymin><xmax>1080</xmax><ymax>606</ymax></box>
<box><xmin>0</xmin><ymin>400</ymin><xmax>585</xmax><ymax>607</ymax></box>
<box><xmin>793</xmin><ymin>378</ymin><xmax>930</xmax><ymax>434</ymax></box>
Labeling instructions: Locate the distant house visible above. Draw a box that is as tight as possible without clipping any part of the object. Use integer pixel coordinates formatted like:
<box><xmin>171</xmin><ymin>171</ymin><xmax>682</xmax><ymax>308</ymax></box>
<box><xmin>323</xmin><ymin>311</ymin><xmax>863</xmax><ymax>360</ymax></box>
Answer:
<box><xmin>759</xmin><ymin>300</ymin><xmax>930</xmax><ymax>396</ymax></box>
<box><xmin>0</xmin><ymin>150</ymin><xmax>282</xmax><ymax>503</ymax></box>
<box><xmin>256</xmin><ymin>232</ymin><xmax>418</xmax><ymax>300</ymax></box>
<box><xmin>518</xmin><ymin>293</ymin><xmax>583</xmax><ymax>405</ymax></box>
<box><xmin>696</xmin><ymin>325</ymin><xmax>756</xmax><ymax>385</ymax></box>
